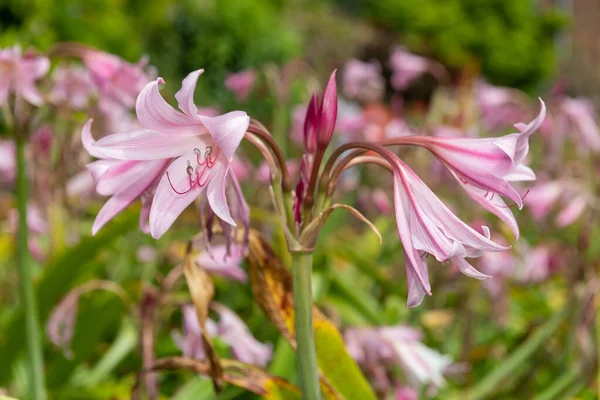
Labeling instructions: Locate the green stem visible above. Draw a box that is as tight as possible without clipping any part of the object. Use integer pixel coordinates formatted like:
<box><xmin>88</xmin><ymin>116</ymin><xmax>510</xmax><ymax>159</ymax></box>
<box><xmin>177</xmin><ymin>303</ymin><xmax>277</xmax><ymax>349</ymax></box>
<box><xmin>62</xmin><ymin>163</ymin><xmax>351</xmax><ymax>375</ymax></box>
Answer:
<box><xmin>292</xmin><ymin>252</ymin><xmax>321</xmax><ymax>400</ymax></box>
<box><xmin>16</xmin><ymin>136</ymin><xmax>47</xmax><ymax>400</ymax></box>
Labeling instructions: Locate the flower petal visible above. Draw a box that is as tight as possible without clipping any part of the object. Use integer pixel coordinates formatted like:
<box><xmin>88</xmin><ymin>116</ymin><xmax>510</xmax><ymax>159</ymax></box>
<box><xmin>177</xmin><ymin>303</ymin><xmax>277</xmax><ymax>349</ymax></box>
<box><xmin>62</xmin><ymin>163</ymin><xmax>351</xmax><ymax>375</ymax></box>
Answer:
<box><xmin>149</xmin><ymin>153</ymin><xmax>211</xmax><ymax>239</ymax></box>
<box><xmin>92</xmin><ymin>160</ymin><xmax>166</xmax><ymax>235</ymax></box>
<box><xmin>81</xmin><ymin>119</ymin><xmax>107</xmax><ymax>159</ymax></box>
<box><xmin>136</xmin><ymin>78</ymin><xmax>201</xmax><ymax>135</ymax></box>
<box><xmin>198</xmin><ymin>111</ymin><xmax>250</xmax><ymax>161</ymax></box>
<box><xmin>94</xmin><ymin>128</ymin><xmax>211</xmax><ymax>160</ymax></box>
<box><xmin>206</xmin><ymin>158</ymin><xmax>235</xmax><ymax>226</ymax></box>
<box><xmin>453</xmin><ymin>257</ymin><xmax>491</xmax><ymax>280</ymax></box>
<box><xmin>175</xmin><ymin>69</ymin><xmax>204</xmax><ymax>118</ymax></box>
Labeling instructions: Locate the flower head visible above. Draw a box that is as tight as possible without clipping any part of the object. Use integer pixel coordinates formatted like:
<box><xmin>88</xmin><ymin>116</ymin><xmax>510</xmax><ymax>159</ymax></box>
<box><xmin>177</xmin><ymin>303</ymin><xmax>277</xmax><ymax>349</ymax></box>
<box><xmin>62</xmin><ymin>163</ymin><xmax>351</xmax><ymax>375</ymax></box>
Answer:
<box><xmin>389</xmin><ymin>48</ymin><xmax>448</xmax><ymax>91</ymax></box>
<box><xmin>388</xmin><ymin>153</ymin><xmax>507</xmax><ymax>307</ymax></box>
<box><xmin>343</xmin><ymin>58</ymin><xmax>385</xmax><ymax>103</ymax></box>
<box><xmin>92</xmin><ymin>70</ymin><xmax>250</xmax><ymax>238</ymax></box>
<box><xmin>225</xmin><ymin>69</ymin><xmax>256</xmax><ymax>102</ymax></box>
<box><xmin>0</xmin><ymin>45</ymin><xmax>49</xmax><ymax>106</ymax></box>
<box><xmin>49</xmin><ymin>65</ymin><xmax>95</xmax><ymax>110</ymax></box>
<box><xmin>419</xmin><ymin>99</ymin><xmax>546</xmax><ymax>239</ymax></box>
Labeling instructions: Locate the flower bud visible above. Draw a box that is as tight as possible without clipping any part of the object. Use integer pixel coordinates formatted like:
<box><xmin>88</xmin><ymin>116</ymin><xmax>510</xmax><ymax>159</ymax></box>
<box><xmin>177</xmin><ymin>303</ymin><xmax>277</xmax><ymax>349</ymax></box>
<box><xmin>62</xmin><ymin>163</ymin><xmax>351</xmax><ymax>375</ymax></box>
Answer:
<box><xmin>316</xmin><ymin>70</ymin><xmax>338</xmax><ymax>150</ymax></box>
<box><xmin>303</xmin><ymin>93</ymin><xmax>319</xmax><ymax>153</ymax></box>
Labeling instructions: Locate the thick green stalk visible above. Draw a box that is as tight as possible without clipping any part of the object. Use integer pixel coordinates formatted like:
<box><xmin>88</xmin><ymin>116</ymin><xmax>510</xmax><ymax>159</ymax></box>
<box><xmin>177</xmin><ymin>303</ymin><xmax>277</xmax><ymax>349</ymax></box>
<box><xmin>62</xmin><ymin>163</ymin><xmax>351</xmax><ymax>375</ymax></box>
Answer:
<box><xmin>292</xmin><ymin>252</ymin><xmax>321</xmax><ymax>400</ymax></box>
<box><xmin>16</xmin><ymin>136</ymin><xmax>47</xmax><ymax>400</ymax></box>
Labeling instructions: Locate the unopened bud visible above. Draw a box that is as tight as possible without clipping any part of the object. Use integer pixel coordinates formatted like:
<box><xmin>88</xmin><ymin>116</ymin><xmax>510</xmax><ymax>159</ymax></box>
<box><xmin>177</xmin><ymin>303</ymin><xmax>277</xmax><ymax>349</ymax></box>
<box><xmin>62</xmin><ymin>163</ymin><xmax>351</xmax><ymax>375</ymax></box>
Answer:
<box><xmin>317</xmin><ymin>70</ymin><xmax>338</xmax><ymax>150</ymax></box>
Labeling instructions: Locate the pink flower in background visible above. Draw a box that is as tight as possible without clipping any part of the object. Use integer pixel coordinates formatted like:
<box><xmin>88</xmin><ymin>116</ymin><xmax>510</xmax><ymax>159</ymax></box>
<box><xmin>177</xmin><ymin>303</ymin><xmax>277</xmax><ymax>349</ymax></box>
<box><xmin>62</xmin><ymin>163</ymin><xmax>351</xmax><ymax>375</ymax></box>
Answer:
<box><xmin>49</xmin><ymin>65</ymin><xmax>95</xmax><ymax>109</ymax></box>
<box><xmin>477</xmin><ymin>81</ymin><xmax>528</xmax><ymax>130</ymax></box>
<box><xmin>516</xmin><ymin>244</ymin><xmax>558</xmax><ymax>283</ymax></box>
<box><xmin>172</xmin><ymin>304</ymin><xmax>272</xmax><ymax>367</ymax></box>
<box><xmin>525</xmin><ymin>179</ymin><xmax>592</xmax><ymax>227</ymax></box>
<box><xmin>225</xmin><ymin>69</ymin><xmax>256</xmax><ymax>101</ymax></box>
<box><xmin>196</xmin><ymin>244</ymin><xmax>247</xmax><ymax>282</ymax></box>
<box><xmin>343</xmin><ymin>58</ymin><xmax>385</xmax><ymax>103</ymax></box>
<box><xmin>82</xmin><ymin>120</ymin><xmax>169</xmax><ymax>235</ymax></box>
<box><xmin>8</xmin><ymin>205</ymin><xmax>48</xmax><ymax>261</ymax></box>
<box><xmin>419</xmin><ymin>100</ymin><xmax>546</xmax><ymax>239</ymax></box>
<box><xmin>92</xmin><ymin>70</ymin><xmax>250</xmax><ymax>239</ymax></box>
<box><xmin>389</xmin><ymin>48</ymin><xmax>448</xmax><ymax>91</ymax></box>
<box><xmin>0</xmin><ymin>45</ymin><xmax>49</xmax><ymax>106</ymax></box>
<box><xmin>81</xmin><ymin>49</ymin><xmax>151</xmax><ymax>108</ymax></box>
<box><xmin>257</xmin><ymin>159</ymin><xmax>298</xmax><ymax>183</ymax></box>
<box><xmin>345</xmin><ymin>325</ymin><xmax>452</xmax><ymax>395</ymax></box>
<box><xmin>388</xmin><ymin>153</ymin><xmax>506</xmax><ymax>307</ymax></box>
<box><xmin>395</xmin><ymin>387</ymin><xmax>418</xmax><ymax>400</ymax></box>
<box><xmin>560</xmin><ymin>98</ymin><xmax>600</xmax><ymax>152</ymax></box>
<box><xmin>0</xmin><ymin>140</ymin><xmax>15</xmax><ymax>183</ymax></box>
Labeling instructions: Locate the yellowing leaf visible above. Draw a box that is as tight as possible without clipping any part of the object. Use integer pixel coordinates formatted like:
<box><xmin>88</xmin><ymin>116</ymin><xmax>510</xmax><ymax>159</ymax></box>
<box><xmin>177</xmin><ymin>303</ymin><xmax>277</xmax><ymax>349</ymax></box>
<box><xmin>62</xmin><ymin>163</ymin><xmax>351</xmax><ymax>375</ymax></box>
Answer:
<box><xmin>247</xmin><ymin>230</ymin><xmax>377</xmax><ymax>400</ymax></box>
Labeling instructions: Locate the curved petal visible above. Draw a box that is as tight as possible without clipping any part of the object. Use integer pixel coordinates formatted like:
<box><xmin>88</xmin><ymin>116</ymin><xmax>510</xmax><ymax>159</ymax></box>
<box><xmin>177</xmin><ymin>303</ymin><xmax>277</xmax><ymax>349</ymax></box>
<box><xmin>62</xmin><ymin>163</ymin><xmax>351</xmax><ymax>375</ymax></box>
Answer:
<box><xmin>86</xmin><ymin>159</ymin><xmax>119</xmax><ymax>181</ymax></box>
<box><xmin>198</xmin><ymin>111</ymin><xmax>250</xmax><ymax>160</ymax></box>
<box><xmin>505</xmin><ymin>163</ymin><xmax>536</xmax><ymax>182</ymax></box>
<box><xmin>513</xmin><ymin>99</ymin><xmax>546</xmax><ymax>163</ymax></box>
<box><xmin>405</xmin><ymin>250</ymin><xmax>429</xmax><ymax>308</ymax></box>
<box><xmin>95</xmin><ymin>160</ymin><xmax>148</xmax><ymax>196</ymax></box>
<box><xmin>94</xmin><ymin>128</ymin><xmax>210</xmax><ymax>160</ymax></box>
<box><xmin>136</xmin><ymin>78</ymin><xmax>201</xmax><ymax>135</ymax></box>
<box><xmin>16</xmin><ymin>82</ymin><xmax>44</xmax><ymax>106</ymax></box>
<box><xmin>149</xmin><ymin>153</ymin><xmax>210</xmax><ymax>239</ymax></box>
<box><xmin>175</xmin><ymin>69</ymin><xmax>204</xmax><ymax>118</ymax></box>
<box><xmin>92</xmin><ymin>159</ymin><xmax>166</xmax><ymax>235</ymax></box>
<box><xmin>81</xmin><ymin>119</ymin><xmax>108</xmax><ymax>159</ymax></box>
<box><xmin>206</xmin><ymin>158</ymin><xmax>235</xmax><ymax>226</ymax></box>
<box><xmin>449</xmin><ymin>169</ymin><xmax>520</xmax><ymax>239</ymax></box>
<box><xmin>453</xmin><ymin>257</ymin><xmax>491</xmax><ymax>280</ymax></box>
<box><xmin>556</xmin><ymin>195</ymin><xmax>587</xmax><ymax>227</ymax></box>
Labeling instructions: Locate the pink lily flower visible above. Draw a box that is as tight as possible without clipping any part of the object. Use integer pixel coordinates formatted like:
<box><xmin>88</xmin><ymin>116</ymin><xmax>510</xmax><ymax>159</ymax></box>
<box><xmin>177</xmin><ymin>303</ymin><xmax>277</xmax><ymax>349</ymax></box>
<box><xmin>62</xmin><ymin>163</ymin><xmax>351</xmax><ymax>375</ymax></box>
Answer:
<box><xmin>92</xmin><ymin>70</ymin><xmax>250</xmax><ymax>239</ymax></box>
<box><xmin>82</xmin><ymin>120</ymin><xmax>169</xmax><ymax>235</ymax></box>
<box><xmin>49</xmin><ymin>65</ymin><xmax>95</xmax><ymax>110</ymax></box>
<box><xmin>388</xmin><ymin>153</ymin><xmax>507</xmax><ymax>307</ymax></box>
<box><xmin>477</xmin><ymin>81</ymin><xmax>528</xmax><ymax>130</ymax></box>
<box><xmin>172</xmin><ymin>304</ymin><xmax>272</xmax><ymax>367</ymax></box>
<box><xmin>81</xmin><ymin>49</ymin><xmax>151</xmax><ymax>108</ymax></box>
<box><xmin>525</xmin><ymin>179</ymin><xmax>592</xmax><ymax>227</ymax></box>
<box><xmin>560</xmin><ymin>97</ymin><xmax>600</xmax><ymax>152</ymax></box>
<box><xmin>389</xmin><ymin>48</ymin><xmax>448</xmax><ymax>91</ymax></box>
<box><xmin>343</xmin><ymin>58</ymin><xmax>385</xmax><ymax>103</ymax></box>
<box><xmin>225</xmin><ymin>69</ymin><xmax>256</xmax><ymax>102</ymax></box>
<box><xmin>345</xmin><ymin>325</ymin><xmax>452</xmax><ymax>395</ymax></box>
<box><xmin>0</xmin><ymin>45</ymin><xmax>50</xmax><ymax>106</ymax></box>
<box><xmin>417</xmin><ymin>100</ymin><xmax>546</xmax><ymax>239</ymax></box>
<box><xmin>195</xmin><ymin>244</ymin><xmax>247</xmax><ymax>282</ymax></box>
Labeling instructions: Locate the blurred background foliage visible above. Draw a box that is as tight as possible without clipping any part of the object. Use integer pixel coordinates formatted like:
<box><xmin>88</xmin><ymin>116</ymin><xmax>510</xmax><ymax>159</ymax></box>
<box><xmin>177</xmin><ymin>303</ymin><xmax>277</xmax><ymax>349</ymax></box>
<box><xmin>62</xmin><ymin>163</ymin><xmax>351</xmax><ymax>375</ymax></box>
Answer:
<box><xmin>0</xmin><ymin>0</ymin><xmax>568</xmax><ymax>91</ymax></box>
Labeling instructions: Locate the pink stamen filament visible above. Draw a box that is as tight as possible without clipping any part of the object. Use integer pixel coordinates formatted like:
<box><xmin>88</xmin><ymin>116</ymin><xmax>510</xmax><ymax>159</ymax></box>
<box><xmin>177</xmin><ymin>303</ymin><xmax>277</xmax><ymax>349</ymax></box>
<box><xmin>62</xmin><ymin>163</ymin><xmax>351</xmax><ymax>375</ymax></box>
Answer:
<box><xmin>167</xmin><ymin>146</ymin><xmax>221</xmax><ymax>195</ymax></box>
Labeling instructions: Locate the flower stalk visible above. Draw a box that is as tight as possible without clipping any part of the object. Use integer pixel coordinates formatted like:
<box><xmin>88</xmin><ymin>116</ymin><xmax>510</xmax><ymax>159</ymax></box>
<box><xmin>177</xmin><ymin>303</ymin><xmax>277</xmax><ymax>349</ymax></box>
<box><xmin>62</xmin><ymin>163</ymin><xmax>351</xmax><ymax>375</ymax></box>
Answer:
<box><xmin>291</xmin><ymin>252</ymin><xmax>321</xmax><ymax>400</ymax></box>
<box><xmin>16</xmin><ymin>135</ymin><xmax>47</xmax><ymax>400</ymax></box>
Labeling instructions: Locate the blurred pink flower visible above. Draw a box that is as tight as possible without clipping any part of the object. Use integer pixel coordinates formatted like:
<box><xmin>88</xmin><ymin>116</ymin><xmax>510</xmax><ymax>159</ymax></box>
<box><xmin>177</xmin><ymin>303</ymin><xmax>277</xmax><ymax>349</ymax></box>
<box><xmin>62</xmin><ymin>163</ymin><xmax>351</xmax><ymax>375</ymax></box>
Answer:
<box><xmin>32</xmin><ymin>124</ymin><xmax>53</xmax><ymax>157</ymax></box>
<box><xmin>8</xmin><ymin>205</ymin><xmax>48</xmax><ymax>261</ymax></box>
<box><xmin>0</xmin><ymin>45</ymin><xmax>49</xmax><ymax>106</ymax></box>
<box><xmin>49</xmin><ymin>65</ymin><xmax>95</xmax><ymax>109</ymax></box>
<box><xmin>172</xmin><ymin>304</ymin><xmax>272</xmax><ymax>367</ymax></box>
<box><xmin>525</xmin><ymin>179</ymin><xmax>591</xmax><ymax>227</ymax></box>
<box><xmin>477</xmin><ymin>81</ymin><xmax>528</xmax><ymax>130</ymax></box>
<box><xmin>517</xmin><ymin>244</ymin><xmax>557</xmax><ymax>283</ymax></box>
<box><xmin>343</xmin><ymin>58</ymin><xmax>385</xmax><ymax>103</ymax></box>
<box><xmin>225</xmin><ymin>69</ymin><xmax>256</xmax><ymax>101</ymax></box>
<box><xmin>0</xmin><ymin>140</ymin><xmax>15</xmax><ymax>183</ymax></box>
<box><xmin>196</xmin><ymin>244</ymin><xmax>247</xmax><ymax>282</ymax></box>
<box><xmin>418</xmin><ymin>100</ymin><xmax>546</xmax><ymax>239</ymax></box>
<box><xmin>257</xmin><ymin>159</ymin><xmax>298</xmax><ymax>183</ymax></box>
<box><xmin>82</xmin><ymin>49</ymin><xmax>150</xmax><ymax>108</ymax></box>
<box><xmin>82</xmin><ymin>120</ymin><xmax>169</xmax><ymax>235</ymax></box>
<box><xmin>345</xmin><ymin>325</ymin><xmax>452</xmax><ymax>395</ymax></box>
<box><xmin>92</xmin><ymin>70</ymin><xmax>250</xmax><ymax>238</ymax></box>
<box><xmin>560</xmin><ymin>98</ymin><xmax>600</xmax><ymax>152</ymax></box>
<box><xmin>389</xmin><ymin>48</ymin><xmax>448</xmax><ymax>91</ymax></box>
<box><xmin>395</xmin><ymin>387</ymin><xmax>418</xmax><ymax>400</ymax></box>
<box><xmin>388</xmin><ymin>153</ymin><xmax>506</xmax><ymax>307</ymax></box>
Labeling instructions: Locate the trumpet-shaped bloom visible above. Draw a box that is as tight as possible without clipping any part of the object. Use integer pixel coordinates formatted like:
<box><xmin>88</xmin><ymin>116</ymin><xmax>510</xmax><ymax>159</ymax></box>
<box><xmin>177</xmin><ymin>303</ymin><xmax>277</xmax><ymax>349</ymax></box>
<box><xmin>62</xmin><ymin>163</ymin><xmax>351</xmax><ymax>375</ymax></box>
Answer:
<box><xmin>345</xmin><ymin>325</ymin><xmax>452</xmax><ymax>395</ymax></box>
<box><xmin>172</xmin><ymin>304</ymin><xmax>272</xmax><ymax>367</ymax></box>
<box><xmin>417</xmin><ymin>100</ymin><xmax>546</xmax><ymax>239</ymax></box>
<box><xmin>93</xmin><ymin>70</ymin><xmax>250</xmax><ymax>238</ymax></box>
<box><xmin>0</xmin><ymin>45</ymin><xmax>49</xmax><ymax>106</ymax></box>
<box><xmin>388</xmin><ymin>153</ymin><xmax>507</xmax><ymax>307</ymax></box>
<box><xmin>82</xmin><ymin>120</ymin><xmax>169</xmax><ymax>235</ymax></box>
